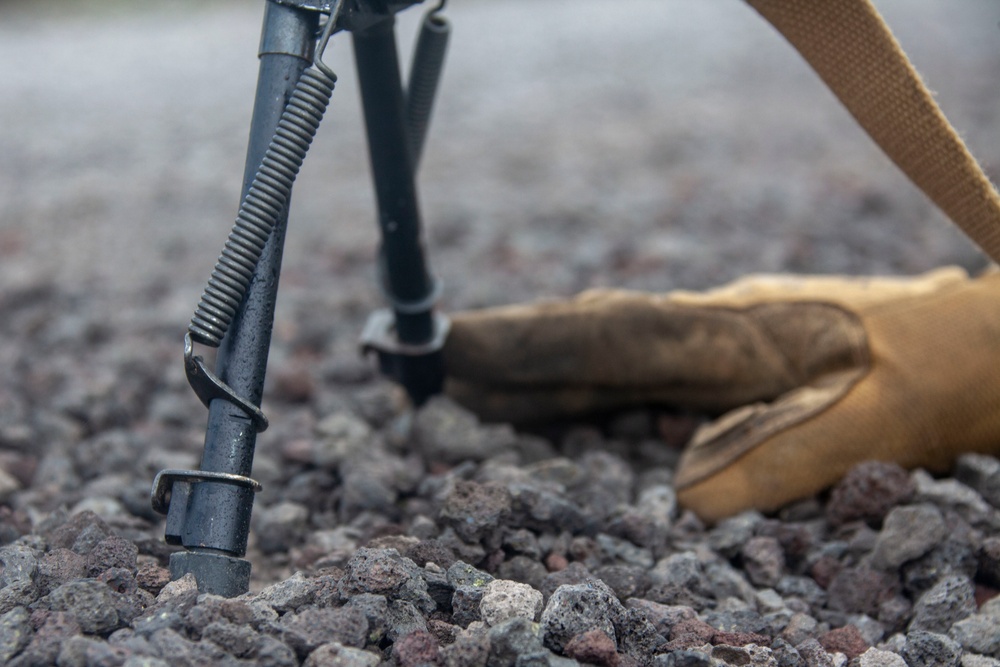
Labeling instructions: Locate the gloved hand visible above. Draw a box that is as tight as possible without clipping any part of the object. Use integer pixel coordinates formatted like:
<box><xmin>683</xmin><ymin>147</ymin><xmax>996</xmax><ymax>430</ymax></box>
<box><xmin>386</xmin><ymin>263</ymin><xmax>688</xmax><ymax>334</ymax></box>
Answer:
<box><xmin>442</xmin><ymin>266</ymin><xmax>1000</xmax><ymax>521</ymax></box>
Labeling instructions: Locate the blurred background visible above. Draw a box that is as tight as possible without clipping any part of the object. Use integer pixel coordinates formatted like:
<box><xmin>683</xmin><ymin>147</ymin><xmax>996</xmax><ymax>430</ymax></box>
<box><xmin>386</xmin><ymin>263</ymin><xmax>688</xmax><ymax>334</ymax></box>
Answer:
<box><xmin>0</xmin><ymin>0</ymin><xmax>997</xmax><ymax>359</ymax></box>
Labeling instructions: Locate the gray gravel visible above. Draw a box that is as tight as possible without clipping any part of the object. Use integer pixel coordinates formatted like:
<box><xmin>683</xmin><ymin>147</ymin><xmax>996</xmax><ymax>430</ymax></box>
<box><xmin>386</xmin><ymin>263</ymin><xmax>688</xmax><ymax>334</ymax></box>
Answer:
<box><xmin>1</xmin><ymin>0</ymin><xmax>1000</xmax><ymax>665</ymax></box>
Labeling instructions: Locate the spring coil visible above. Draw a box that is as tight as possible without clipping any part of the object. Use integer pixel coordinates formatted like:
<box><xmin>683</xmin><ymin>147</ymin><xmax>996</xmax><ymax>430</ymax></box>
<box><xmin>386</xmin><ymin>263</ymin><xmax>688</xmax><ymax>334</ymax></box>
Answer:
<box><xmin>406</xmin><ymin>11</ymin><xmax>450</xmax><ymax>167</ymax></box>
<box><xmin>189</xmin><ymin>67</ymin><xmax>336</xmax><ymax>348</ymax></box>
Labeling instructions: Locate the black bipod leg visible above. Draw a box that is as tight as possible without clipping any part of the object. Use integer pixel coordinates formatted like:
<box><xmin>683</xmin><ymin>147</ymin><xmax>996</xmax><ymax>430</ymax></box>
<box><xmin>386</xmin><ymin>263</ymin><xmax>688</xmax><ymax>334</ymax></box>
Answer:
<box><xmin>355</xmin><ymin>12</ymin><xmax>450</xmax><ymax>406</ymax></box>
<box><xmin>151</xmin><ymin>0</ymin><xmax>336</xmax><ymax>597</ymax></box>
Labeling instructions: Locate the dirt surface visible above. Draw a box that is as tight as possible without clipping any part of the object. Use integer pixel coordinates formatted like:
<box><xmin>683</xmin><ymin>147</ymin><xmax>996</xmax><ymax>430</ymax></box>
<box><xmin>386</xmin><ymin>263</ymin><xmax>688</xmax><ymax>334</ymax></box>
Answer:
<box><xmin>0</xmin><ymin>1</ymin><xmax>999</xmax><ymax>665</ymax></box>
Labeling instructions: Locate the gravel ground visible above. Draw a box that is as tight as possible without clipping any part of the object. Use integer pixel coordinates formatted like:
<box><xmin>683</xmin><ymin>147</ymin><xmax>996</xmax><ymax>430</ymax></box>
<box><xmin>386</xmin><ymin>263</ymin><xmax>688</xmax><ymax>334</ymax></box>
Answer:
<box><xmin>1</xmin><ymin>1</ymin><xmax>1000</xmax><ymax>665</ymax></box>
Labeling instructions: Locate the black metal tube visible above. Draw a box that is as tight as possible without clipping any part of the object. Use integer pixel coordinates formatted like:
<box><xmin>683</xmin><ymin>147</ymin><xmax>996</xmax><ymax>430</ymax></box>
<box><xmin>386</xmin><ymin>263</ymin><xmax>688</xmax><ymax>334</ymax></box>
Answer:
<box><xmin>353</xmin><ymin>17</ymin><xmax>436</xmax><ymax>345</ymax></box>
<box><xmin>169</xmin><ymin>1</ymin><xmax>317</xmax><ymax>597</ymax></box>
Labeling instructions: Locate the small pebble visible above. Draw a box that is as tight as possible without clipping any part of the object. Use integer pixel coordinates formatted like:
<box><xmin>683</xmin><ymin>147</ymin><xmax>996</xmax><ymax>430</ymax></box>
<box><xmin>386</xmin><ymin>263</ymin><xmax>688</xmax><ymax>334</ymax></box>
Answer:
<box><xmin>479</xmin><ymin>579</ymin><xmax>544</xmax><ymax>626</ymax></box>
<box><xmin>871</xmin><ymin>505</ymin><xmax>947</xmax><ymax>570</ymax></box>
<box><xmin>901</xmin><ymin>630</ymin><xmax>963</xmax><ymax>667</ymax></box>
<box><xmin>825</xmin><ymin>461</ymin><xmax>914</xmax><ymax>526</ymax></box>
<box><xmin>854</xmin><ymin>647</ymin><xmax>908</xmax><ymax>667</ymax></box>
<box><xmin>47</xmin><ymin>580</ymin><xmax>121</xmax><ymax>634</ymax></box>
<box><xmin>818</xmin><ymin>624</ymin><xmax>868</xmax><ymax>660</ymax></box>
<box><xmin>741</xmin><ymin>536</ymin><xmax>785</xmax><ymax>588</ymax></box>
<box><xmin>949</xmin><ymin>613</ymin><xmax>1000</xmax><ymax>657</ymax></box>
<box><xmin>541</xmin><ymin>581</ymin><xmax>625</xmax><ymax>653</ymax></box>
<box><xmin>908</xmin><ymin>575</ymin><xmax>976</xmax><ymax>634</ymax></box>
<box><xmin>954</xmin><ymin>454</ymin><xmax>1000</xmax><ymax>509</ymax></box>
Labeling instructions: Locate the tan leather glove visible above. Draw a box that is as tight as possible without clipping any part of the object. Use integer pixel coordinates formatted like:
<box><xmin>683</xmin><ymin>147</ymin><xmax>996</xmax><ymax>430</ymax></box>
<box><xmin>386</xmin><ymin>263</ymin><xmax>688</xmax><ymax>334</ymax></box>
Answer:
<box><xmin>442</xmin><ymin>267</ymin><xmax>1000</xmax><ymax>522</ymax></box>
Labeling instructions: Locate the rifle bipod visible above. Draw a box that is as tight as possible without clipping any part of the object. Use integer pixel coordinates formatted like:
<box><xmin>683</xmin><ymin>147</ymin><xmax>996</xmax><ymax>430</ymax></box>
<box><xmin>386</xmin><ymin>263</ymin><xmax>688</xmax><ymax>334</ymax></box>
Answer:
<box><xmin>151</xmin><ymin>0</ymin><xmax>450</xmax><ymax>597</ymax></box>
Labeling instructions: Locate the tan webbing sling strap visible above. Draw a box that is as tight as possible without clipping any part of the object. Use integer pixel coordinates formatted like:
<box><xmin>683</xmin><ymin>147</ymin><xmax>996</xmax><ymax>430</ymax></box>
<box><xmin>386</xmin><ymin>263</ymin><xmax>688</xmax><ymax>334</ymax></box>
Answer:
<box><xmin>746</xmin><ymin>0</ymin><xmax>1000</xmax><ymax>263</ymax></box>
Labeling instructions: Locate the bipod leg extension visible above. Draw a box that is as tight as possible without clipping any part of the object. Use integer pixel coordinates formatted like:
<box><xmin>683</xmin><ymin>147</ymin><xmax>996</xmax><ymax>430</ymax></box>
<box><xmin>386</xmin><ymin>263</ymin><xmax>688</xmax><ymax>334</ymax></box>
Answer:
<box><xmin>355</xmin><ymin>11</ymin><xmax>450</xmax><ymax>406</ymax></box>
<box><xmin>152</xmin><ymin>0</ymin><xmax>340</xmax><ymax>597</ymax></box>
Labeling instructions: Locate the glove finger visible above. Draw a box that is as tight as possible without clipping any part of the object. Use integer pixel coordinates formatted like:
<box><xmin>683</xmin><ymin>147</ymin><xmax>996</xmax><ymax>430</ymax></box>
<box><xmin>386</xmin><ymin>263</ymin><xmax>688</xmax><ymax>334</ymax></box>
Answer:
<box><xmin>447</xmin><ymin>378</ymin><xmax>724</xmax><ymax>425</ymax></box>
<box><xmin>675</xmin><ymin>369</ymin><xmax>866</xmax><ymax>522</ymax></box>
<box><xmin>444</xmin><ymin>291</ymin><xmax>867</xmax><ymax>416</ymax></box>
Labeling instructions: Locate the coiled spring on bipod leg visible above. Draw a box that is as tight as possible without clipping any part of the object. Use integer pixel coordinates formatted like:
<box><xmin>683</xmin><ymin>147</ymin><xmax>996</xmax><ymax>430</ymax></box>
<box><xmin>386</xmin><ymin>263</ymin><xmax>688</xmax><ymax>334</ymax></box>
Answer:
<box><xmin>188</xmin><ymin>66</ymin><xmax>336</xmax><ymax>347</ymax></box>
<box><xmin>188</xmin><ymin>0</ymin><xmax>344</xmax><ymax>348</ymax></box>
<box><xmin>406</xmin><ymin>0</ymin><xmax>450</xmax><ymax>168</ymax></box>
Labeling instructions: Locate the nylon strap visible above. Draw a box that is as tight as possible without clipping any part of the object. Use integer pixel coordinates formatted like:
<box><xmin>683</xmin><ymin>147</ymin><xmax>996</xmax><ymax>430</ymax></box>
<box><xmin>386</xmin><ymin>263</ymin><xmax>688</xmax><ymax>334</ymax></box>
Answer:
<box><xmin>746</xmin><ymin>0</ymin><xmax>1000</xmax><ymax>263</ymax></box>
